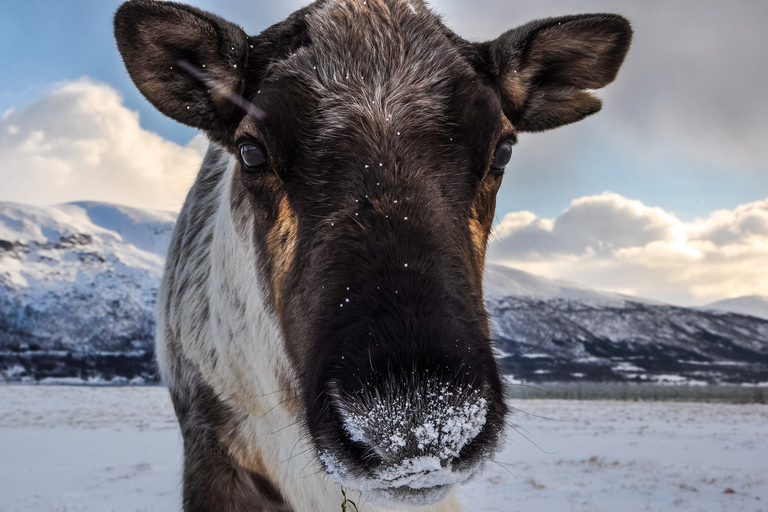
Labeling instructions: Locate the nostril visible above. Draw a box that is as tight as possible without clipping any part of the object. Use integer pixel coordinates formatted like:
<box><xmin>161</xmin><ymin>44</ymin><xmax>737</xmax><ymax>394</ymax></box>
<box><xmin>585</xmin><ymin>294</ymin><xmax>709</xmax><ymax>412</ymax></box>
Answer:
<box><xmin>339</xmin><ymin>431</ymin><xmax>385</xmax><ymax>471</ymax></box>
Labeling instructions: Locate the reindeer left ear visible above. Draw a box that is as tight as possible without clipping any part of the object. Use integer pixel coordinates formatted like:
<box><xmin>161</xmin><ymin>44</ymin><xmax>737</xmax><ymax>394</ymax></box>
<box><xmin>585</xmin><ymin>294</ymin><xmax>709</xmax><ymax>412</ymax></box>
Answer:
<box><xmin>483</xmin><ymin>14</ymin><xmax>632</xmax><ymax>133</ymax></box>
<box><xmin>114</xmin><ymin>0</ymin><xmax>249</xmax><ymax>142</ymax></box>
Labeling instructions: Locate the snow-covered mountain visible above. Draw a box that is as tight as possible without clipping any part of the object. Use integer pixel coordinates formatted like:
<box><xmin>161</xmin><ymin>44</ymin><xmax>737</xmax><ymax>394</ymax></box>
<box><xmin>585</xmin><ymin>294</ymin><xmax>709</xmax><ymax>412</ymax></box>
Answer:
<box><xmin>1</xmin><ymin>201</ymin><xmax>766</xmax><ymax>384</ymax></box>
<box><xmin>0</xmin><ymin>202</ymin><xmax>175</xmax><ymax>382</ymax></box>
<box><xmin>482</xmin><ymin>264</ymin><xmax>663</xmax><ymax>307</ymax></box>
<box><xmin>703</xmin><ymin>296</ymin><xmax>768</xmax><ymax>321</ymax></box>
<box><xmin>484</xmin><ymin>264</ymin><xmax>768</xmax><ymax>384</ymax></box>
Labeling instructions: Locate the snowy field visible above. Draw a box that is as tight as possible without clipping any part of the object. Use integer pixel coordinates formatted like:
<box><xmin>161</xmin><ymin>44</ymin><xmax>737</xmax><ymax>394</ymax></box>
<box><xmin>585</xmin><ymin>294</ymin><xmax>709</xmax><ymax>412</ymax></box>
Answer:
<box><xmin>1</xmin><ymin>386</ymin><xmax>766</xmax><ymax>512</ymax></box>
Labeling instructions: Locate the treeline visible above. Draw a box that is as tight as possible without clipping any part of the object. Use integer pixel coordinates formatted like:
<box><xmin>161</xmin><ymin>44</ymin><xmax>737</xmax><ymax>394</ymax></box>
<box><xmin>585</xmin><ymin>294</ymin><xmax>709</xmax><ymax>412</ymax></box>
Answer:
<box><xmin>505</xmin><ymin>381</ymin><xmax>767</xmax><ymax>404</ymax></box>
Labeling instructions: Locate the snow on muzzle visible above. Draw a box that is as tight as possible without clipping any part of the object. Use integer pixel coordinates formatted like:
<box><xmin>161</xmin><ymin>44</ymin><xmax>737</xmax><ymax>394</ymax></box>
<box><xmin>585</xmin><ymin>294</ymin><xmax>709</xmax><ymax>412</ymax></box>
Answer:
<box><xmin>322</xmin><ymin>378</ymin><xmax>498</xmax><ymax>507</ymax></box>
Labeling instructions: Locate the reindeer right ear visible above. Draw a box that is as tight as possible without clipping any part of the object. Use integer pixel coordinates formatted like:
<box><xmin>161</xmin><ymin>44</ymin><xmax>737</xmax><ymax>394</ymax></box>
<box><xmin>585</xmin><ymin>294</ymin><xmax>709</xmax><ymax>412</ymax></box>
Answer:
<box><xmin>483</xmin><ymin>14</ymin><xmax>632</xmax><ymax>133</ymax></box>
<box><xmin>114</xmin><ymin>0</ymin><xmax>249</xmax><ymax>140</ymax></box>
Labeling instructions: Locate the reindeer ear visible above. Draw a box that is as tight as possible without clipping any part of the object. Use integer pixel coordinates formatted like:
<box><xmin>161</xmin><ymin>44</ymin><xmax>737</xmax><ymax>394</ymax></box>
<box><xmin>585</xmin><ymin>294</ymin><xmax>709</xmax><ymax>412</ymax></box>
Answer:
<box><xmin>484</xmin><ymin>14</ymin><xmax>632</xmax><ymax>133</ymax></box>
<box><xmin>114</xmin><ymin>0</ymin><xmax>249</xmax><ymax>140</ymax></box>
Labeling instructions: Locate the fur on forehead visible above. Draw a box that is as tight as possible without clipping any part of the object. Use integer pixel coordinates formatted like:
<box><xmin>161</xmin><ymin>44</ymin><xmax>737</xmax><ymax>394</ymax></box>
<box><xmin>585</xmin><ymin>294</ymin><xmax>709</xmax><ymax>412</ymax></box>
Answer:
<box><xmin>256</xmin><ymin>0</ymin><xmax>481</xmax><ymax>117</ymax></box>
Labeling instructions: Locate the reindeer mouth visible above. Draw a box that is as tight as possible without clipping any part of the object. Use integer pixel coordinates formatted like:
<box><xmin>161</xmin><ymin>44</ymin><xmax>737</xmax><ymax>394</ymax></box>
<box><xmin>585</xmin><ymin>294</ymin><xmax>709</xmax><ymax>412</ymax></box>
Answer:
<box><xmin>320</xmin><ymin>447</ymin><xmax>488</xmax><ymax>508</ymax></box>
<box><xmin>315</xmin><ymin>376</ymin><xmax>503</xmax><ymax>506</ymax></box>
<box><xmin>365</xmin><ymin>483</ymin><xmax>453</xmax><ymax>508</ymax></box>
<box><xmin>319</xmin><ymin>456</ymin><xmax>484</xmax><ymax>508</ymax></box>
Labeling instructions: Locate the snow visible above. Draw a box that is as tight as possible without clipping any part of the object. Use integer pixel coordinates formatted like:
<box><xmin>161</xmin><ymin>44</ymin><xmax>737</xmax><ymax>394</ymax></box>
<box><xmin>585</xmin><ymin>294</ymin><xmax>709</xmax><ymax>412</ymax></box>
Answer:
<box><xmin>485</xmin><ymin>263</ymin><xmax>768</xmax><ymax>323</ymax></box>
<box><xmin>614</xmin><ymin>362</ymin><xmax>645</xmax><ymax>373</ymax></box>
<box><xmin>704</xmin><ymin>295</ymin><xmax>768</xmax><ymax>321</ymax></box>
<box><xmin>341</xmin><ymin>389</ymin><xmax>486</xmax><ymax>462</ymax></box>
<box><xmin>2</xmin><ymin>385</ymin><xmax>766</xmax><ymax>512</ymax></box>
<box><xmin>330</xmin><ymin>382</ymin><xmax>490</xmax><ymax>507</ymax></box>
<box><xmin>0</xmin><ymin>386</ymin><xmax>181</xmax><ymax>512</ymax></box>
<box><xmin>466</xmin><ymin>399</ymin><xmax>768</xmax><ymax>512</ymax></box>
<box><xmin>483</xmin><ymin>264</ymin><xmax>634</xmax><ymax>307</ymax></box>
<box><xmin>487</xmin><ymin>290</ymin><xmax>768</xmax><ymax>384</ymax></box>
<box><xmin>0</xmin><ymin>201</ymin><xmax>175</xmax><ymax>259</ymax></box>
<box><xmin>0</xmin><ymin>201</ymin><xmax>175</xmax><ymax>359</ymax></box>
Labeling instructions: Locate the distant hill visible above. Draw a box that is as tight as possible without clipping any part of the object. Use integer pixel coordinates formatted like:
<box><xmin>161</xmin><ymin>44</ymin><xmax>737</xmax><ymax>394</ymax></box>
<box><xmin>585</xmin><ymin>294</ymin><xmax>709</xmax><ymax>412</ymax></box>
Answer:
<box><xmin>482</xmin><ymin>264</ymin><xmax>768</xmax><ymax>385</ymax></box>
<box><xmin>483</xmin><ymin>264</ymin><xmax>628</xmax><ymax>307</ymax></box>
<box><xmin>703</xmin><ymin>296</ymin><xmax>768</xmax><ymax>321</ymax></box>
<box><xmin>1</xmin><ymin>201</ymin><xmax>767</xmax><ymax>384</ymax></box>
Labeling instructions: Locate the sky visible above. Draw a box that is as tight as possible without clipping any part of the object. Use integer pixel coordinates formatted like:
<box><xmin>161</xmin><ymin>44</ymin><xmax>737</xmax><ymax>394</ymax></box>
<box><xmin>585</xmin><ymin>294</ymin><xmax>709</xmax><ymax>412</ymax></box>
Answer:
<box><xmin>1</xmin><ymin>0</ymin><xmax>767</xmax><ymax>305</ymax></box>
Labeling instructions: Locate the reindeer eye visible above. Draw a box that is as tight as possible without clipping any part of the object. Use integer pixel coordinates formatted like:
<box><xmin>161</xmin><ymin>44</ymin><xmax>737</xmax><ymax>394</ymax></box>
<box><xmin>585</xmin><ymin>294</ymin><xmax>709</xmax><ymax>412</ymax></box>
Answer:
<box><xmin>491</xmin><ymin>140</ymin><xmax>514</xmax><ymax>174</ymax></box>
<box><xmin>239</xmin><ymin>143</ymin><xmax>267</xmax><ymax>171</ymax></box>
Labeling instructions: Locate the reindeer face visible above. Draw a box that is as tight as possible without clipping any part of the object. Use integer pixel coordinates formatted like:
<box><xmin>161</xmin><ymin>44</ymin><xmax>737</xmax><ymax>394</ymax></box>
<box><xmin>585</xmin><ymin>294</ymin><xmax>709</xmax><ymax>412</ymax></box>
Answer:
<box><xmin>116</xmin><ymin>0</ymin><xmax>630</xmax><ymax>506</ymax></box>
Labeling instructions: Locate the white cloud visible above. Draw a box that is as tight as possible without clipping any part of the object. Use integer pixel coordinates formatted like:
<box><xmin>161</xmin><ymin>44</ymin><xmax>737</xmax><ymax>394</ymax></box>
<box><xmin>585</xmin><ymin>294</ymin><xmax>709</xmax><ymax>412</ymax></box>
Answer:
<box><xmin>488</xmin><ymin>193</ymin><xmax>768</xmax><ymax>305</ymax></box>
<box><xmin>0</xmin><ymin>78</ymin><xmax>206</xmax><ymax>211</ymax></box>
<box><xmin>439</xmin><ymin>0</ymin><xmax>768</xmax><ymax>173</ymax></box>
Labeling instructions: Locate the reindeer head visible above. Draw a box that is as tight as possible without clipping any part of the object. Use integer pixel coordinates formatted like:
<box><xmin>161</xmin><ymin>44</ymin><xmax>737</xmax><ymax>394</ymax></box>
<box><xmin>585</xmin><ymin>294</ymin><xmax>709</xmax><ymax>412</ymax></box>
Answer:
<box><xmin>115</xmin><ymin>0</ymin><xmax>630</xmax><ymax>507</ymax></box>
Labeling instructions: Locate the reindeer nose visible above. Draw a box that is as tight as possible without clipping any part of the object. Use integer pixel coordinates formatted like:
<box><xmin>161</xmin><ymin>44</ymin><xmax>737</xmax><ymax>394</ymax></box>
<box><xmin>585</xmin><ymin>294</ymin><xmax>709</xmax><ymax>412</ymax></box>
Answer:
<box><xmin>333</xmin><ymin>380</ymin><xmax>489</xmax><ymax>475</ymax></box>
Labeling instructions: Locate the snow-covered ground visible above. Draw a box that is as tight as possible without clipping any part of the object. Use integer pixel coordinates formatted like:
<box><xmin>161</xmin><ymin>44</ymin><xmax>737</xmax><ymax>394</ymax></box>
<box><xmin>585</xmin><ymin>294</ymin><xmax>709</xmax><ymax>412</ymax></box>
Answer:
<box><xmin>1</xmin><ymin>386</ymin><xmax>766</xmax><ymax>512</ymax></box>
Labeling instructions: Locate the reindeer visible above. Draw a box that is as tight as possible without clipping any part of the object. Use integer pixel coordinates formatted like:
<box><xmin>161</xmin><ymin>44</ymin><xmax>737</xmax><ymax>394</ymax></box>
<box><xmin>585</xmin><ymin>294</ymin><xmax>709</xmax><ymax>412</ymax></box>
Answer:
<box><xmin>114</xmin><ymin>1</ymin><xmax>631</xmax><ymax>510</ymax></box>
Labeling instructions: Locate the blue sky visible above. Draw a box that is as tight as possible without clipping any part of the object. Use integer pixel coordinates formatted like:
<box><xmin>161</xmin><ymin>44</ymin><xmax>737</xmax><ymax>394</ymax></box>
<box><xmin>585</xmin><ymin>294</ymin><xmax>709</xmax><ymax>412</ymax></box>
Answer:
<box><xmin>3</xmin><ymin>0</ymin><xmax>766</xmax><ymax>220</ymax></box>
<box><xmin>1</xmin><ymin>0</ymin><xmax>767</xmax><ymax>303</ymax></box>
<box><xmin>2</xmin><ymin>0</ymin><xmax>209</xmax><ymax>147</ymax></box>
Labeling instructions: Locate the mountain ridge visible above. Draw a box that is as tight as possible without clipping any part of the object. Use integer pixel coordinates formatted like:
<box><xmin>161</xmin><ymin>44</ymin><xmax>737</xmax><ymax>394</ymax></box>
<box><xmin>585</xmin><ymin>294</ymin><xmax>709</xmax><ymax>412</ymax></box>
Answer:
<box><xmin>1</xmin><ymin>201</ymin><xmax>766</xmax><ymax>384</ymax></box>
<box><xmin>702</xmin><ymin>296</ymin><xmax>768</xmax><ymax>321</ymax></box>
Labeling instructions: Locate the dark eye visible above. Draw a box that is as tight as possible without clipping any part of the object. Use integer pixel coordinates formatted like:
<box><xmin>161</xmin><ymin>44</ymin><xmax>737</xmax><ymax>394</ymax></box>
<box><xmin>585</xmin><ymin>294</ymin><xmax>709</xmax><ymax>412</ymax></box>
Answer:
<box><xmin>491</xmin><ymin>140</ymin><xmax>514</xmax><ymax>174</ymax></box>
<box><xmin>239</xmin><ymin>143</ymin><xmax>267</xmax><ymax>171</ymax></box>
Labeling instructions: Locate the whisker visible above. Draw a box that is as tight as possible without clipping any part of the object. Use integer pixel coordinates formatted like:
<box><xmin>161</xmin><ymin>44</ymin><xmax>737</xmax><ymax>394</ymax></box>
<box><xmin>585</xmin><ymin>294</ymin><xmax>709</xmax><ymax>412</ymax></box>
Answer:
<box><xmin>506</xmin><ymin>383</ymin><xmax>564</xmax><ymax>399</ymax></box>
<box><xmin>285</xmin><ymin>437</ymin><xmax>303</xmax><ymax>464</ymax></box>
<box><xmin>254</xmin><ymin>394</ymin><xmax>300</xmax><ymax>422</ymax></box>
<box><xmin>270</xmin><ymin>421</ymin><xmax>300</xmax><ymax>436</ymax></box>
<box><xmin>507</xmin><ymin>424</ymin><xmax>561</xmax><ymax>455</ymax></box>
<box><xmin>508</xmin><ymin>405</ymin><xmax>572</xmax><ymax>423</ymax></box>
<box><xmin>285</xmin><ymin>446</ymin><xmax>314</xmax><ymax>463</ymax></box>
<box><xmin>491</xmin><ymin>459</ymin><xmax>519</xmax><ymax>478</ymax></box>
<box><xmin>353</xmin><ymin>491</ymin><xmax>366</xmax><ymax>512</ymax></box>
<box><xmin>300</xmin><ymin>467</ymin><xmax>325</xmax><ymax>479</ymax></box>
<box><xmin>298</xmin><ymin>457</ymin><xmax>316</xmax><ymax>478</ymax></box>
<box><xmin>514</xmin><ymin>326</ymin><xmax>553</xmax><ymax>358</ymax></box>
<box><xmin>346</xmin><ymin>212</ymin><xmax>366</xmax><ymax>231</ymax></box>
<box><xmin>252</xmin><ymin>387</ymin><xmax>298</xmax><ymax>399</ymax></box>
<box><xmin>505</xmin><ymin>420</ymin><xmax>532</xmax><ymax>435</ymax></box>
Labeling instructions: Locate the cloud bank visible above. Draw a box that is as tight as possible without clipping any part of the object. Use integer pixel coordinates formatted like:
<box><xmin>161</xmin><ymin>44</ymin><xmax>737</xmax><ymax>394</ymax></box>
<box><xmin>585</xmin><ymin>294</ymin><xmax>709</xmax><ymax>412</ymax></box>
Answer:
<box><xmin>1</xmin><ymin>76</ymin><xmax>764</xmax><ymax>305</ymax></box>
<box><xmin>0</xmin><ymin>78</ymin><xmax>206</xmax><ymax>211</ymax></box>
<box><xmin>440</xmin><ymin>0</ymin><xmax>768</xmax><ymax>172</ymax></box>
<box><xmin>488</xmin><ymin>193</ymin><xmax>768</xmax><ymax>305</ymax></box>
